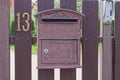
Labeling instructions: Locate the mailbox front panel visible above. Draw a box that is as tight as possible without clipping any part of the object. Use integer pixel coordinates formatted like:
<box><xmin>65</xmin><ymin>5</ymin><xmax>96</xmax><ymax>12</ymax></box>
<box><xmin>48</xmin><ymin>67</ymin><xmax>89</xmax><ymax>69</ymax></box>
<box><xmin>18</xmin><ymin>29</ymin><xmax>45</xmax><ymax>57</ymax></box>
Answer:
<box><xmin>38</xmin><ymin>39</ymin><xmax>80</xmax><ymax>68</ymax></box>
<box><xmin>41</xmin><ymin>40</ymin><xmax>77</xmax><ymax>64</ymax></box>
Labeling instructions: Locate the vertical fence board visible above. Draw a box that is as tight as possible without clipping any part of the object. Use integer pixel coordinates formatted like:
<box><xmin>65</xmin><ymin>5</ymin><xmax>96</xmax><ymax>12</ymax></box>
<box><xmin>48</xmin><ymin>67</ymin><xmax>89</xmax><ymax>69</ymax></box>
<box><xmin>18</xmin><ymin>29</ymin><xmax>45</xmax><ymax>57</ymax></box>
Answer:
<box><xmin>0</xmin><ymin>0</ymin><xmax>10</xmax><ymax>80</ymax></box>
<box><xmin>14</xmin><ymin>0</ymin><xmax>31</xmax><ymax>80</ymax></box>
<box><xmin>38</xmin><ymin>0</ymin><xmax>54</xmax><ymax>80</ymax></box>
<box><xmin>60</xmin><ymin>0</ymin><xmax>76</xmax><ymax>10</ymax></box>
<box><xmin>38</xmin><ymin>69</ymin><xmax>54</xmax><ymax>80</ymax></box>
<box><xmin>60</xmin><ymin>69</ymin><xmax>76</xmax><ymax>80</ymax></box>
<box><xmin>38</xmin><ymin>0</ymin><xmax>54</xmax><ymax>11</ymax></box>
<box><xmin>82</xmin><ymin>1</ymin><xmax>98</xmax><ymax>80</ymax></box>
<box><xmin>112</xmin><ymin>38</ymin><xmax>115</xmax><ymax>80</ymax></box>
<box><xmin>115</xmin><ymin>2</ymin><xmax>120</xmax><ymax>80</ymax></box>
<box><xmin>60</xmin><ymin>0</ymin><xmax>76</xmax><ymax>80</ymax></box>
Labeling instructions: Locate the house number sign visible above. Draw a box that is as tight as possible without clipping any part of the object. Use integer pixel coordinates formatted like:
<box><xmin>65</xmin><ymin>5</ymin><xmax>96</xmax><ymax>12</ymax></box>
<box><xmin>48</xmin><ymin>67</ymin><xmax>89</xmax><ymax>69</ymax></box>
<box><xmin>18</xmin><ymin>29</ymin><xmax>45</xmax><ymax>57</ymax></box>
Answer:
<box><xmin>16</xmin><ymin>12</ymin><xmax>30</xmax><ymax>32</ymax></box>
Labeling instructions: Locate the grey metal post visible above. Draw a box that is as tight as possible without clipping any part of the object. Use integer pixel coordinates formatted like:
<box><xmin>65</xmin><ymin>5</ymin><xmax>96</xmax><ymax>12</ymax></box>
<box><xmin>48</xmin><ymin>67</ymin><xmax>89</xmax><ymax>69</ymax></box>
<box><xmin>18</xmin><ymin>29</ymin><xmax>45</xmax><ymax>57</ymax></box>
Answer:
<box><xmin>102</xmin><ymin>0</ymin><xmax>113</xmax><ymax>80</ymax></box>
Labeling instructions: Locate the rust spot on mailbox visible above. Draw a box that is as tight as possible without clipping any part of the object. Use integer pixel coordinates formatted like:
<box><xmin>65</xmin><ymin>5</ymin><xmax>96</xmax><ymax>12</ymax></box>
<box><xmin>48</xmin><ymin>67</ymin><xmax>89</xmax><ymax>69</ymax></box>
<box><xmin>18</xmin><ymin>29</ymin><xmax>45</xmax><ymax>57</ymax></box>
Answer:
<box><xmin>35</xmin><ymin>9</ymin><xmax>83</xmax><ymax>69</ymax></box>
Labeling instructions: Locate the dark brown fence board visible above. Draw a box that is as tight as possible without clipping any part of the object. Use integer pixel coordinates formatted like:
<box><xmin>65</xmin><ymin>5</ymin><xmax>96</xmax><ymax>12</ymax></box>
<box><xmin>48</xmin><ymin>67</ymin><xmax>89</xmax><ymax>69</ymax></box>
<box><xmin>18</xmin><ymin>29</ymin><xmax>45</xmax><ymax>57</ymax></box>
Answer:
<box><xmin>38</xmin><ymin>0</ymin><xmax>54</xmax><ymax>80</ymax></box>
<box><xmin>14</xmin><ymin>0</ymin><xmax>31</xmax><ymax>80</ymax></box>
<box><xmin>112</xmin><ymin>38</ymin><xmax>115</xmax><ymax>80</ymax></box>
<box><xmin>38</xmin><ymin>69</ymin><xmax>54</xmax><ymax>80</ymax></box>
<box><xmin>60</xmin><ymin>0</ymin><xmax>76</xmax><ymax>80</ymax></box>
<box><xmin>60</xmin><ymin>0</ymin><xmax>76</xmax><ymax>10</ymax></box>
<box><xmin>38</xmin><ymin>0</ymin><xmax>54</xmax><ymax>11</ymax></box>
<box><xmin>115</xmin><ymin>2</ymin><xmax>120</xmax><ymax>80</ymax></box>
<box><xmin>0</xmin><ymin>0</ymin><xmax>10</xmax><ymax>80</ymax></box>
<box><xmin>60</xmin><ymin>69</ymin><xmax>76</xmax><ymax>80</ymax></box>
<box><xmin>82</xmin><ymin>1</ymin><xmax>98</xmax><ymax>80</ymax></box>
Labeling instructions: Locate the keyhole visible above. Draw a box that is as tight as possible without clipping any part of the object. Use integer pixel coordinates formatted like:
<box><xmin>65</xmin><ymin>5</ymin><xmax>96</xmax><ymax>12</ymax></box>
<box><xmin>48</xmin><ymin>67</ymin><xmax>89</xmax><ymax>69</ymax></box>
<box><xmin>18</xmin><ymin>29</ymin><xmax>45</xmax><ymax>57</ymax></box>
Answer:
<box><xmin>44</xmin><ymin>49</ymin><xmax>49</xmax><ymax>54</ymax></box>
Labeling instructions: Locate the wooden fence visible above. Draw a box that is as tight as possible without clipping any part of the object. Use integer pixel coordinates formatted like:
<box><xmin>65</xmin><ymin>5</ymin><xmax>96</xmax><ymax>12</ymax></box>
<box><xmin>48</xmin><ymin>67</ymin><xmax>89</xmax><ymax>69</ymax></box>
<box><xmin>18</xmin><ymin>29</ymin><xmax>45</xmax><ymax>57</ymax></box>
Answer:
<box><xmin>0</xmin><ymin>0</ymin><xmax>120</xmax><ymax>80</ymax></box>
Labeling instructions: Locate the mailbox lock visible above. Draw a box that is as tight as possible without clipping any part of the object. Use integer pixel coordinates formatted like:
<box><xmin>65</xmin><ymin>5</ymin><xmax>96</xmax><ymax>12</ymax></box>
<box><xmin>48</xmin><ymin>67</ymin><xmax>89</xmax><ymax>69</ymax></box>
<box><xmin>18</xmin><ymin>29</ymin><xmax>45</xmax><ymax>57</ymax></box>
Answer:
<box><xmin>44</xmin><ymin>49</ymin><xmax>49</xmax><ymax>54</ymax></box>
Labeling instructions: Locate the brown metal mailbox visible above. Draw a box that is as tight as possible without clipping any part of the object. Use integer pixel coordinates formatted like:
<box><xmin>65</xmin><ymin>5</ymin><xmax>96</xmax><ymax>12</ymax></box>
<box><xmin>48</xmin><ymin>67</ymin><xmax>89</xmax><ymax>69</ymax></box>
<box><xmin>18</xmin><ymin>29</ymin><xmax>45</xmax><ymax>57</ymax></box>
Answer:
<box><xmin>35</xmin><ymin>9</ymin><xmax>83</xmax><ymax>69</ymax></box>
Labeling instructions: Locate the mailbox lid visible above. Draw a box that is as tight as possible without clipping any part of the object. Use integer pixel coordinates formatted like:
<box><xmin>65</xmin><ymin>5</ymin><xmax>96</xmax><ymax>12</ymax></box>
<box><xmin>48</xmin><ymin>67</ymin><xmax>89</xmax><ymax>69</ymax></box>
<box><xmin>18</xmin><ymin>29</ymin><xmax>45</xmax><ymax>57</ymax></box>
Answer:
<box><xmin>39</xmin><ymin>40</ymin><xmax>79</xmax><ymax>64</ymax></box>
<box><xmin>35</xmin><ymin>8</ymin><xmax>84</xmax><ymax>19</ymax></box>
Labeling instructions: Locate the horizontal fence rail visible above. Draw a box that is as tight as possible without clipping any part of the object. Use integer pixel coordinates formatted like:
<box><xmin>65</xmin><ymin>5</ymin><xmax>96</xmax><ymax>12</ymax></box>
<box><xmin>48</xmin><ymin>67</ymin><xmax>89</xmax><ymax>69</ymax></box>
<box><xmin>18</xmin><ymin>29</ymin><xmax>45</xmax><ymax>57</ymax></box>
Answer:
<box><xmin>9</xmin><ymin>36</ymin><xmax>114</xmax><ymax>43</ymax></box>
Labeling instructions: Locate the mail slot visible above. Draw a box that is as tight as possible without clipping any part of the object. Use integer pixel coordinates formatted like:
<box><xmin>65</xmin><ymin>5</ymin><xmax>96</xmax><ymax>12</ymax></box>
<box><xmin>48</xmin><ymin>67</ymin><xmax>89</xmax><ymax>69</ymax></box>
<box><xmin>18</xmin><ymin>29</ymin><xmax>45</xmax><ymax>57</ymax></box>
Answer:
<box><xmin>41</xmin><ymin>19</ymin><xmax>78</xmax><ymax>23</ymax></box>
<box><xmin>35</xmin><ymin>9</ymin><xmax>83</xmax><ymax>69</ymax></box>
